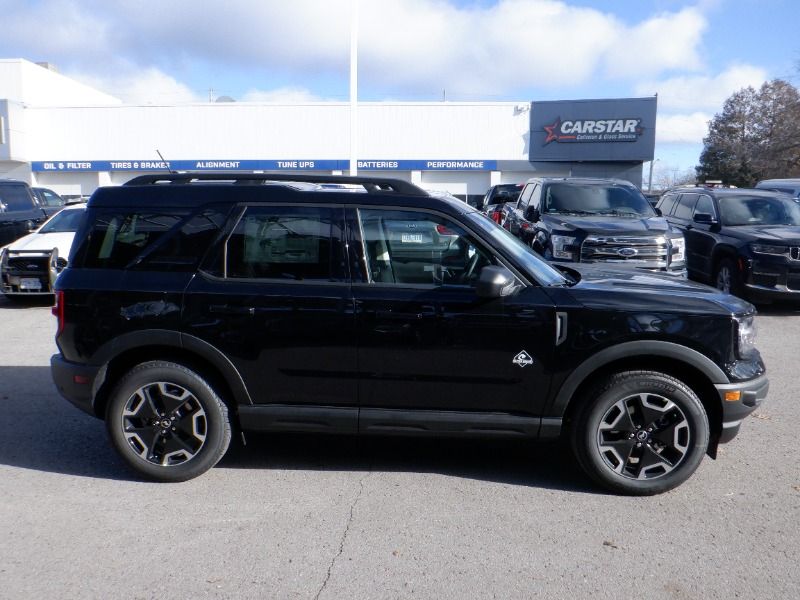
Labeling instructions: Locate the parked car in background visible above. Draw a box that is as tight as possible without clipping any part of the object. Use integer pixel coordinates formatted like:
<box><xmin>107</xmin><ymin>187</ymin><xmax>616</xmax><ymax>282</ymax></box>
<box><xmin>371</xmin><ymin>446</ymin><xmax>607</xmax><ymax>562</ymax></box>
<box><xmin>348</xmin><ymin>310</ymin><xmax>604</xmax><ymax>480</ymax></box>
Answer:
<box><xmin>755</xmin><ymin>178</ymin><xmax>800</xmax><ymax>201</ymax></box>
<box><xmin>50</xmin><ymin>172</ymin><xmax>768</xmax><ymax>494</ymax></box>
<box><xmin>657</xmin><ymin>186</ymin><xmax>800</xmax><ymax>301</ymax></box>
<box><xmin>503</xmin><ymin>177</ymin><xmax>686</xmax><ymax>274</ymax></box>
<box><xmin>1</xmin><ymin>203</ymin><xmax>86</xmax><ymax>299</ymax></box>
<box><xmin>479</xmin><ymin>183</ymin><xmax>523</xmax><ymax>224</ymax></box>
<box><xmin>0</xmin><ymin>180</ymin><xmax>56</xmax><ymax>248</ymax></box>
<box><xmin>32</xmin><ymin>187</ymin><xmax>66</xmax><ymax>210</ymax></box>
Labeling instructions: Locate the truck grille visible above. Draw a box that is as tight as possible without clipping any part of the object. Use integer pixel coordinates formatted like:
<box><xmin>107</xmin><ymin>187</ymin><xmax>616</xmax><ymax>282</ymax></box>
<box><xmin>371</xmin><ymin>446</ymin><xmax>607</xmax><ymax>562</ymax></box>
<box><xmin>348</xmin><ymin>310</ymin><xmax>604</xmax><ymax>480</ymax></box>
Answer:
<box><xmin>6</xmin><ymin>255</ymin><xmax>49</xmax><ymax>274</ymax></box>
<box><xmin>581</xmin><ymin>236</ymin><xmax>669</xmax><ymax>267</ymax></box>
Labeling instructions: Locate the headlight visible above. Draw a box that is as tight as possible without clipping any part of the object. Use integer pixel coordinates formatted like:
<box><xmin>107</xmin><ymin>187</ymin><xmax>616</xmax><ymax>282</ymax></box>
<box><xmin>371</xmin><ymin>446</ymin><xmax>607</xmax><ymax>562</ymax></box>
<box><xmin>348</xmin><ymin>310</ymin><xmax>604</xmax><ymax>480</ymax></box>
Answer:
<box><xmin>669</xmin><ymin>236</ymin><xmax>686</xmax><ymax>265</ymax></box>
<box><xmin>551</xmin><ymin>235</ymin><xmax>578</xmax><ymax>260</ymax></box>
<box><xmin>735</xmin><ymin>315</ymin><xmax>757</xmax><ymax>358</ymax></box>
<box><xmin>750</xmin><ymin>243</ymin><xmax>788</xmax><ymax>255</ymax></box>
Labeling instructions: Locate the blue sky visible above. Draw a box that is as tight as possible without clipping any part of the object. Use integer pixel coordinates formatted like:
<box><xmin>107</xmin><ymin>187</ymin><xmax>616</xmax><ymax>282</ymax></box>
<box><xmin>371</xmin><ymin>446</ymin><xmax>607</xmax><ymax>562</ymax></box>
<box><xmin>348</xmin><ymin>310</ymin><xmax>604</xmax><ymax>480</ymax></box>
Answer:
<box><xmin>0</xmin><ymin>0</ymin><xmax>797</xmax><ymax>181</ymax></box>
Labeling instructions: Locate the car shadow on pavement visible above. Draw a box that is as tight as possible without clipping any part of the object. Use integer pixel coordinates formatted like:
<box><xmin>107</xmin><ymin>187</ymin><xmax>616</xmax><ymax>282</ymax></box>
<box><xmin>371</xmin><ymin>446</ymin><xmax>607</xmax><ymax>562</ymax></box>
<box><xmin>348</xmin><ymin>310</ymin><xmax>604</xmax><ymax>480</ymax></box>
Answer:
<box><xmin>0</xmin><ymin>296</ymin><xmax>54</xmax><ymax>309</ymax></box>
<box><xmin>219</xmin><ymin>433</ymin><xmax>591</xmax><ymax>494</ymax></box>
<box><xmin>755</xmin><ymin>302</ymin><xmax>800</xmax><ymax>316</ymax></box>
<box><xmin>0</xmin><ymin>365</ymin><xmax>592</xmax><ymax>492</ymax></box>
<box><xmin>0</xmin><ymin>366</ymin><xmax>133</xmax><ymax>481</ymax></box>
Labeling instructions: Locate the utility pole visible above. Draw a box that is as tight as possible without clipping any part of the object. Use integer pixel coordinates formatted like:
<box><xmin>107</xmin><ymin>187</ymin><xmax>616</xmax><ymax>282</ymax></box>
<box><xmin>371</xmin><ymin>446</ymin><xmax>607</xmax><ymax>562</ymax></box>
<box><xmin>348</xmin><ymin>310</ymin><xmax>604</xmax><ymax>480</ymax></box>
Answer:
<box><xmin>349</xmin><ymin>0</ymin><xmax>359</xmax><ymax>176</ymax></box>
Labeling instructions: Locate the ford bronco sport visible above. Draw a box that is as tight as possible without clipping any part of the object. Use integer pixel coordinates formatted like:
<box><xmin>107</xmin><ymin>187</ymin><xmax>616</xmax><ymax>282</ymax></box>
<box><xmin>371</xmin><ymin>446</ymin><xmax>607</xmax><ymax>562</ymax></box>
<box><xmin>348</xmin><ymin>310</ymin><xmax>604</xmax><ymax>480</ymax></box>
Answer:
<box><xmin>50</xmin><ymin>173</ymin><xmax>768</xmax><ymax>495</ymax></box>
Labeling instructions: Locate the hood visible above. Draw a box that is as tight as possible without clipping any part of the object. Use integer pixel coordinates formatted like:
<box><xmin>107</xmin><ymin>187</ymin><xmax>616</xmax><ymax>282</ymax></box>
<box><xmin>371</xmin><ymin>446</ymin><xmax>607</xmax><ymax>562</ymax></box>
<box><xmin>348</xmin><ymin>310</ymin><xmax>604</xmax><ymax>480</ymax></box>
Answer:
<box><xmin>6</xmin><ymin>231</ymin><xmax>76</xmax><ymax>258</ymax></box>
<box><xmin>541</xmin><ymin>213</ymin><xmax>672</xmax><ymax>236</ymax></box>
<box><xmin>562</xmin><ymin>263</ymin><xmax>753</xmax><ymax>315</ymax></box>
<box><xmin>726</xmin><ymin>224</ymin><xmax>800</xmax><ymax>244</ymax></box>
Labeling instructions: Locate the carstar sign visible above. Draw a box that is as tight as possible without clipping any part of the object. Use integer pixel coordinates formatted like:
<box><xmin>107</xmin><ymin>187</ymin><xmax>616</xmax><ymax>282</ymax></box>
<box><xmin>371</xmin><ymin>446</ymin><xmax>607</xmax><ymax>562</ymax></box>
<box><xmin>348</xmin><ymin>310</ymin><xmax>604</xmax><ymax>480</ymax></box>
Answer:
<box><xmin>543</xmin><ymin>117</ymin><xmax>644</xmax><ymax>144</ymax></box>
<box><xmin>529</xmin><ymin>97</ymin><xmax>656</xmax><ymax>162</ymax></box>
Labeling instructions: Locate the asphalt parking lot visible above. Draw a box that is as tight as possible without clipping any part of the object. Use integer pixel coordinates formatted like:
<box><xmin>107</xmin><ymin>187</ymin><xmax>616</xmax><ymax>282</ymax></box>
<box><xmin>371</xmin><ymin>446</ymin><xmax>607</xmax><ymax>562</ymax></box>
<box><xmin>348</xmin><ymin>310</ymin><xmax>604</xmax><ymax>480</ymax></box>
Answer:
<box><xmin>0</xmin><ymin>296</ymin><xmax>798</xmax><ymax>599</ymax></box>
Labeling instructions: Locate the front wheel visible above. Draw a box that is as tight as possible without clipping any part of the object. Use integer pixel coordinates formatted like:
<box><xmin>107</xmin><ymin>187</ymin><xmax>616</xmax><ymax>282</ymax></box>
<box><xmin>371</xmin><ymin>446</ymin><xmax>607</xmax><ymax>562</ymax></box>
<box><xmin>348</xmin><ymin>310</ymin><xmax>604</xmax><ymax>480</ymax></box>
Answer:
<box><xmin>571</xmin><ymin>371</ymin><xmax>709</xmax><ymax>495</ymax></box>
<box><xmin>715</xmin><ymin>258</ymin><xmax>742</xmax><ymax>297</ymax></box>
<box><xmin>106</xmin><ymin>361</ymin><xmax>231</xmax><ymax>482</ymax></box>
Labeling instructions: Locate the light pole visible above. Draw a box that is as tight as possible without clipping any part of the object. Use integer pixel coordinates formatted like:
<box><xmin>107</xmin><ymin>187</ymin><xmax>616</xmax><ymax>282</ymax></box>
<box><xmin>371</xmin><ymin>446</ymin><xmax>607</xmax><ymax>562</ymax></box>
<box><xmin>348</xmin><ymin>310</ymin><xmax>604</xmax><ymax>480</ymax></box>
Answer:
<box><xmin>647</xmin><ymin>158</ymin><xmax>660</xmax><ymax>192</ymax></box>
<box><xmin>349</xmin><ymin>0</ymin><xmax>359</xmax><ymax>176</ymax></box>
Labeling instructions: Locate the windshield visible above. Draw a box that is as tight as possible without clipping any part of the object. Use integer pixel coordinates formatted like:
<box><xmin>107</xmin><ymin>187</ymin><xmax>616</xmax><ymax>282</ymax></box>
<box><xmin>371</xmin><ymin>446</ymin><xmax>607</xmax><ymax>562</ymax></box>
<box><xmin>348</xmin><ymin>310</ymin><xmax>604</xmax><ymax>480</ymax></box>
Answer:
<box><xmin>542</xmin><ymin>183</ymin><xmax>655</xmax><ymax>217</ymax></box>
<box><xmin>718</xmin><ymin>195</ymin><xmax>800</xmax><ymax>226</ymax></box>
<box><xmin>39</xmin><ymin>209</ymin><xmax>86</xmax><ymax>233</ymax></box>
<box><xmin>464</xmin><ymin>211</ymin><xmax>569</xmax><ymax>286</ymax></box>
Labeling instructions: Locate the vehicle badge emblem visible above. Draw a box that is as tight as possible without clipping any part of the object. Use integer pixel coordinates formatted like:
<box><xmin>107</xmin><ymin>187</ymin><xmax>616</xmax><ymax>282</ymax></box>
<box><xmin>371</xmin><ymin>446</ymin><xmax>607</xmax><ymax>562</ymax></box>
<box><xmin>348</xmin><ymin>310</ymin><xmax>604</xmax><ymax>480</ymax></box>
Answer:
<box><xmin>617</xmin><ymin>247</ymin><xmax>637</xmax><ymax>257</ymax></box>
<box><xmin>513</xmin><ymin>350</ymin><xmax>534</xmax><ymax>368</ymax></box>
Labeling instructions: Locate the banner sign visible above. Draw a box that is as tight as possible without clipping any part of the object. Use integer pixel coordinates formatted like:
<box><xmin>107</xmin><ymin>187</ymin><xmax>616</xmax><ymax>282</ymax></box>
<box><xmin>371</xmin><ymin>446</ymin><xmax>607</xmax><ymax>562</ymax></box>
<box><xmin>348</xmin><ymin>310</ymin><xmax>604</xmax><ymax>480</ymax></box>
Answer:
<box><xmin>31</xmin><ymin>159</ymin><xmax>498</xmax><ymax>172</ymax></box>
<box><xmin>529</xmin><ymin>97</ymin><xmax>657</xmax><ymax>162</ymax></box>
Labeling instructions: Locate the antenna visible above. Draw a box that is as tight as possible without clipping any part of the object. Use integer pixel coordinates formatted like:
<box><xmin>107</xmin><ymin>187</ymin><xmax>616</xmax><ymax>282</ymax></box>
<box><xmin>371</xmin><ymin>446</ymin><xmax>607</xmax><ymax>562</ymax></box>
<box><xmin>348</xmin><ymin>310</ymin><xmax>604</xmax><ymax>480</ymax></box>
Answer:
<box><xmin>155</xmin><ymin>149</ymin><xmax>177</xmax><ymax>174</ymax></box>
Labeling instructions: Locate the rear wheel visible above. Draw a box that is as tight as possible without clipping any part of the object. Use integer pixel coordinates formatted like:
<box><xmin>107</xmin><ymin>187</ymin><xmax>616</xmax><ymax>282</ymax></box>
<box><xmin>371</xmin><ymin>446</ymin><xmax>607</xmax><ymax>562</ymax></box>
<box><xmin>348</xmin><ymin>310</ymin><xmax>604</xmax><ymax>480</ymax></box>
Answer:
<box><xmin>106</xmin><ymin>361</ymin><xmax>231</xmax><ymax>482</ymax></box>
<box><xmin>571</xmin><ymin>371</ymin><xmax>709</xmax><ymax>495</ymax></box>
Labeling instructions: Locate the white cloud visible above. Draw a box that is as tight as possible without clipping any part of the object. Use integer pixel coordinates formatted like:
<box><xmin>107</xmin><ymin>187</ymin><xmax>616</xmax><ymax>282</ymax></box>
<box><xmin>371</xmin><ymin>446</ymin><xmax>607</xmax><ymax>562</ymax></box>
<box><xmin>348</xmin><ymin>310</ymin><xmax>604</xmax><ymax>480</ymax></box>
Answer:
<box><xmin>605</xmin><ymin>8</ymin><xmax>706</xmax><ymax>78</ymax></box>
<box><xmin>74</xmin><ymin>68</ymin><xmax>203</xmax><ymax>104</ymax></box>
<box><xmin>656</xmin><ymin>112</ymin><xmax>711</xmax><ymax>144</ymax></box>
<box><xmin>241</xmin><ymin>87</ymin><xmax>325</xmax><ymax>103</ymax></box>
<box><xmin>636</xmin><ymin>64</ymin><xmax>768</xmax><ymax>111</ymax></box>
<box><xmin>0</xmin><ymin>0</ymin><xmax>717</xmax><ymax>98</ymax></box>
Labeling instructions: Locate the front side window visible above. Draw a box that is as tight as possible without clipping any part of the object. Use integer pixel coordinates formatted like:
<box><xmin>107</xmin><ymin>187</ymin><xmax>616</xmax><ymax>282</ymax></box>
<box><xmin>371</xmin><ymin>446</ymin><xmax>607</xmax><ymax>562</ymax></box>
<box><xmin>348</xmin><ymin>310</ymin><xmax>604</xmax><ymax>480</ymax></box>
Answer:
<box><xmin>225</xmin><ymin>206</ymin><xmax>345</xmax><ymax>281</ymax></box>
<box><xmin>694</xmin><ymin>195</ymin><xmax>716</xmax><ymax>219</ymax></box>
<box><xmin>40</xmin><ymin>189</ymin><xmax>64</xmax><ymax>207</ymax></box>
<box><xmin>358</xmin><ymin>208</ymin><xmax>493</xmax><ymax>287</ymax></box>
<box><xmin>718</xmin><ymin>195</ymin><xmax>800</xmax><ymax>226</ymax></box>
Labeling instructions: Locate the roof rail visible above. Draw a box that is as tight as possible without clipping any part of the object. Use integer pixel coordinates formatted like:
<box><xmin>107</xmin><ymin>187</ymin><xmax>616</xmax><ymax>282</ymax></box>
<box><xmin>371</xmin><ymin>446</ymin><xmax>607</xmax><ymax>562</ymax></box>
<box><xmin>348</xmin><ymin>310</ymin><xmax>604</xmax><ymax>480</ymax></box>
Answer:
<box><xmin>123</xmin><ymin>172</ymin><xmax>429</xmax><ymax>196</ymax></box>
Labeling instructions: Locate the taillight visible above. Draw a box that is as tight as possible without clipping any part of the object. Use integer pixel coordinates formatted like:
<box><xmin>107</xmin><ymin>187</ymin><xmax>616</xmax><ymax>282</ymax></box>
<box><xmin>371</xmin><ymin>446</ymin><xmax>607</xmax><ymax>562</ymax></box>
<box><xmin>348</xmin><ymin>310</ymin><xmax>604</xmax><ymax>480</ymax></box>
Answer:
<box><xmin>436</xmin><ymin>224</ymin><xmax>456</xmax><ymax>235</ymax></box>
<box><xmin>492</xmin><ymin>212</ymin><xmax>502</xmax><ymax>224</ymax></box>
<box><xmin>52</xmin><ymin>290</ymin><xmax>65</xmax><ymax>336</ymax></box>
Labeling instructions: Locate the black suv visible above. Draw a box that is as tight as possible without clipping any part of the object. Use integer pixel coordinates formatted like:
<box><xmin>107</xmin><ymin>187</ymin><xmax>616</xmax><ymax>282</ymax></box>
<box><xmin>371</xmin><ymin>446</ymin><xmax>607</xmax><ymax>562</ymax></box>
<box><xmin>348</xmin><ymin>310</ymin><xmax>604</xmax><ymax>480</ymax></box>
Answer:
<box><xmin>503</xmin><ymin>178</ymin><xmax>686</xmax><ymax>274</ymax></box>
<box><xmin>657</xmin><ymin>187</ymin><xmax>800</xmax><ymax>301</ymax></box>
<box><xmin>0</xmin><ymin>180</ymin><xmax>59</xmax><ymax>247</ymax></box>
<box><xmin>50</xmin><ymin>173</ymin><xmax>768</xmax><ymax>495</ymax></box>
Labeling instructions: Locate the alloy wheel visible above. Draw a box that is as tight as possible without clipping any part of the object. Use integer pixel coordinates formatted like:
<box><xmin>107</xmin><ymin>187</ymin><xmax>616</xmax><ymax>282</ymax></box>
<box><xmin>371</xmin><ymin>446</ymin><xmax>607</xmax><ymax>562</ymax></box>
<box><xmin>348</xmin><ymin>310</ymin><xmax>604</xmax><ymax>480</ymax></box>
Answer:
<box><xmin>596</xmin><ymin>392</ymin><xmax>690</xmax><ymax>480</ymax></box>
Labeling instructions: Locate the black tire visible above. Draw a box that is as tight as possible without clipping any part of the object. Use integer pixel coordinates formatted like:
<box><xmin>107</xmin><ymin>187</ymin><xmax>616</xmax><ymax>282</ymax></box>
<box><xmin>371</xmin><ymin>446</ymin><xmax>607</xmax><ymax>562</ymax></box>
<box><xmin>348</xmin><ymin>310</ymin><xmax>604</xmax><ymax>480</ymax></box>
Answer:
<box><xmin>571</xmin><ymin>371</ymin><xmax>709</xmax><ymax>495</ymax></box>
<box><xmin>106</xmin><ymin>361</ymin><xmax>231</xmax><ymax>482</ymax></box>
<box><xmin>714</xmin><ymin>257</ymin><xmax>742</xmax><ymax>297</ymax></box>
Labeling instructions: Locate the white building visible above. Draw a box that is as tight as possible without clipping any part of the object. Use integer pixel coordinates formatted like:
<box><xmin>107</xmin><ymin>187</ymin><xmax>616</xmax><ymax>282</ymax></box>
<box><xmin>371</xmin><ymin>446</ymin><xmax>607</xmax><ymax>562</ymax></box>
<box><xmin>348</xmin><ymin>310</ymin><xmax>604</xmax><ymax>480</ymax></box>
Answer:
<box><xmin>1</xmin><ymin>59</ymin><xmax>653</xmax><ymax>204</ymax></box>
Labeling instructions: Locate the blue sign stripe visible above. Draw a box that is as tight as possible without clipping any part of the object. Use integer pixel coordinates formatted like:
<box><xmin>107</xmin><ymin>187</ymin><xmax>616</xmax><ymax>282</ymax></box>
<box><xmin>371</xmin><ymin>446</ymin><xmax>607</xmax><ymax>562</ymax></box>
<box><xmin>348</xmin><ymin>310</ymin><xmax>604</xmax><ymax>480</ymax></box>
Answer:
<box><xmin>31</xmin><ymin>159</ymin><xmax>498</xmax><ymax>172</ymax></box>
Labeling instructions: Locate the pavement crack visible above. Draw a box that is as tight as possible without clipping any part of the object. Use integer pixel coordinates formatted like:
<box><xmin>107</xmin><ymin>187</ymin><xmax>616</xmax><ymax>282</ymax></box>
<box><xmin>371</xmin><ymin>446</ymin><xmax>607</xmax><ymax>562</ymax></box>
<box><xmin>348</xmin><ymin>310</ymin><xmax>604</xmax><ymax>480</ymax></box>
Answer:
<box><xmin>313</xmin><ymin>471</ymin><xmax>370</xmax><ymax>600</ymax></box>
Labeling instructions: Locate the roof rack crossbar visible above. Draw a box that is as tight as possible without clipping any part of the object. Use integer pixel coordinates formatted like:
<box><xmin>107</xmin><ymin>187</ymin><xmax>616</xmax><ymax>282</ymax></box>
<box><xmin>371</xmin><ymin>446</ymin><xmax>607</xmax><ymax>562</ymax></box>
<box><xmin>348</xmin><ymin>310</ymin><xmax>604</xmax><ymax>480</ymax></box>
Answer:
<box><xmin>123</xmin><ymin>172</ymin><xmax>429</xmax><ymax>196</ymax></box>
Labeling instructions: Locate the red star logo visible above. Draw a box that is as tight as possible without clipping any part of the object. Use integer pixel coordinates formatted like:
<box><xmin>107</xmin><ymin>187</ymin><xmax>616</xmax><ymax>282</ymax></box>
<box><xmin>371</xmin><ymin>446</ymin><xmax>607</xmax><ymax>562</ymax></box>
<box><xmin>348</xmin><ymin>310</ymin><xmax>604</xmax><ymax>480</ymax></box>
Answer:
<box><xmin>543</xmin><ymin>118</ymin><xmax>561</xmax><ymax>144</ymax></box>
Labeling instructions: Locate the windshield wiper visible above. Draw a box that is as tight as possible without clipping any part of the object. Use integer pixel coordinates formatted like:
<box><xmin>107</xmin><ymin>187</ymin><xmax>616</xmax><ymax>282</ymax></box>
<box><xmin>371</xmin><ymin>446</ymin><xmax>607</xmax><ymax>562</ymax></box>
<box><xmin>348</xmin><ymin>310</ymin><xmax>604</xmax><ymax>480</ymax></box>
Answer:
<box><xmin>548</xmin><ymin>209</ymin><xmax>595</xmax><ymax>216</ymax></box>
<box><xmin>595</xmin><ymin>210</ymin><xmax>646</xmax><ymax>217</ymax></box>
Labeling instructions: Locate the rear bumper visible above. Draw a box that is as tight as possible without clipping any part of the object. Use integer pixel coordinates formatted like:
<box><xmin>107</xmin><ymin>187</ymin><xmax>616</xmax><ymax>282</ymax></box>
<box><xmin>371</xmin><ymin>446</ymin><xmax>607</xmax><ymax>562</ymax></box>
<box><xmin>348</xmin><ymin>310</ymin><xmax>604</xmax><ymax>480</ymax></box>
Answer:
<box><xmin>50</xmin><ymin>354</ymin><xmax>104</xmax><ymax>418</ymax></box>
<box><xmin>715</xmin><ymin>374</ymin><xmax>769</xmax><ymax>443</ymax></box>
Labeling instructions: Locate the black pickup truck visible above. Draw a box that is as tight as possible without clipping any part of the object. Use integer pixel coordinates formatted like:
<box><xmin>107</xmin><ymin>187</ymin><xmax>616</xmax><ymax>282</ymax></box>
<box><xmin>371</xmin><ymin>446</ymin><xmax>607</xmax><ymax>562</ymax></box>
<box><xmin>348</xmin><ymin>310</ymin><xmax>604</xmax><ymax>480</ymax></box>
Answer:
<box><xmin>502</xmin><ymin>178</ymin><xmax>686</xmax><ymax>274</ymax></box>
<box><xmin>0</xmin><ymin>180</ymin><xmax>60</xmax><ymax>248</ymax></box>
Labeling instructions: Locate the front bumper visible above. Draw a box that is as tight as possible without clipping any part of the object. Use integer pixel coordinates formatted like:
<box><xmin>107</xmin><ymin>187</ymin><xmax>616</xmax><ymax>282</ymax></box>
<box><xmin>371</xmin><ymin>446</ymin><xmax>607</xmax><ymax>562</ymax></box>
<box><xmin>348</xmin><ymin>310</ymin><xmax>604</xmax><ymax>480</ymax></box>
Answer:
<box><xmin>51</xmin><ymin>354</ymin><xmax>105</xmax><ymax>418</ymax></box>
<box><xmin>714</xmin><ymin>373</ymin><xmax>769</xmax><ymax>443</ymax></box>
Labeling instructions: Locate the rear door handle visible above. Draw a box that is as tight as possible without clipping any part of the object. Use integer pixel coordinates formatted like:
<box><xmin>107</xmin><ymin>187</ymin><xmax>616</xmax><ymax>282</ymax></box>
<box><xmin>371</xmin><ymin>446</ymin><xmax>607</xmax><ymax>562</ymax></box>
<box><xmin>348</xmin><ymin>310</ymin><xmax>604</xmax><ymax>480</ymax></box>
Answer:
<box><xmin>209</xmin><ymin>304</ymin><xmax>255</xmax><ymax>316</ymax></box>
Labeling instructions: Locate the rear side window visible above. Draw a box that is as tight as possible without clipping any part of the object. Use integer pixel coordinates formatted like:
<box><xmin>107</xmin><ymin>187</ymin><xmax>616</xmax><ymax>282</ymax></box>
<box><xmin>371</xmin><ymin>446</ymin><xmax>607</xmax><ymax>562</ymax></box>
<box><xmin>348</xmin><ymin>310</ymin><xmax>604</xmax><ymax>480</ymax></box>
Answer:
<box><xmin>136</xmin><ymin>209</ymin><xmax>229</xmax><ymax>272</ymax></box>
<box><xmin>0</xmin><ymin>185</ymin><xmax>34</xmax><ymax>211</ymax></box>
<box><xmin>673</xmin><ymin>194</ymin><xmax>698</xmax><ymax>220</ymax></box>
<box><xmin>224</xmin><ymin>206</ymin><xmax>345</xmax><ymax>281</ymax></box>
<box><xmin>657</xmin><ymin>193</ymin><xmax>678</xmax><ymax>216</ymax></box>
<box><xmin>77</xmin><ymin>212</ymin><xmax>187</xmax><ymax>269</ymax></box>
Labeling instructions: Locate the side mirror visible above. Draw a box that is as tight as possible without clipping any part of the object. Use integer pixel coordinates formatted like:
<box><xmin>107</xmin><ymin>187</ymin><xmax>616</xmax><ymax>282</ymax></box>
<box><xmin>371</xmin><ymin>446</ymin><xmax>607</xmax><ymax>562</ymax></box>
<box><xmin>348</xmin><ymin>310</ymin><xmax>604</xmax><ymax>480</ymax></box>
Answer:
<box><xmin>476</xmin><ymin>266</ymin><xmax>518</xmax><ymax>298</ymax></box>
<box><xmin>524</xmin><ymin>206</ymin><xmax>540</xmax><ymax>222</ymax></box>
<box><xmin>693</xmin><ymin>212</ymin><xmax>716</xmax><ymax>224</ymax></box>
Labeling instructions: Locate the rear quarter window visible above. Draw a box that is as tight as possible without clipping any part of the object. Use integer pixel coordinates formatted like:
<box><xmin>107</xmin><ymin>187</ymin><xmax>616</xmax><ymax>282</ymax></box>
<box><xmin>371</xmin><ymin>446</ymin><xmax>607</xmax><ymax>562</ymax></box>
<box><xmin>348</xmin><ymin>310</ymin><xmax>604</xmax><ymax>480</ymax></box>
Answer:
<box><xmin>72</xmin><ymin>208</ymin><xmax>228</xmax><ymax>271</ymax></box>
